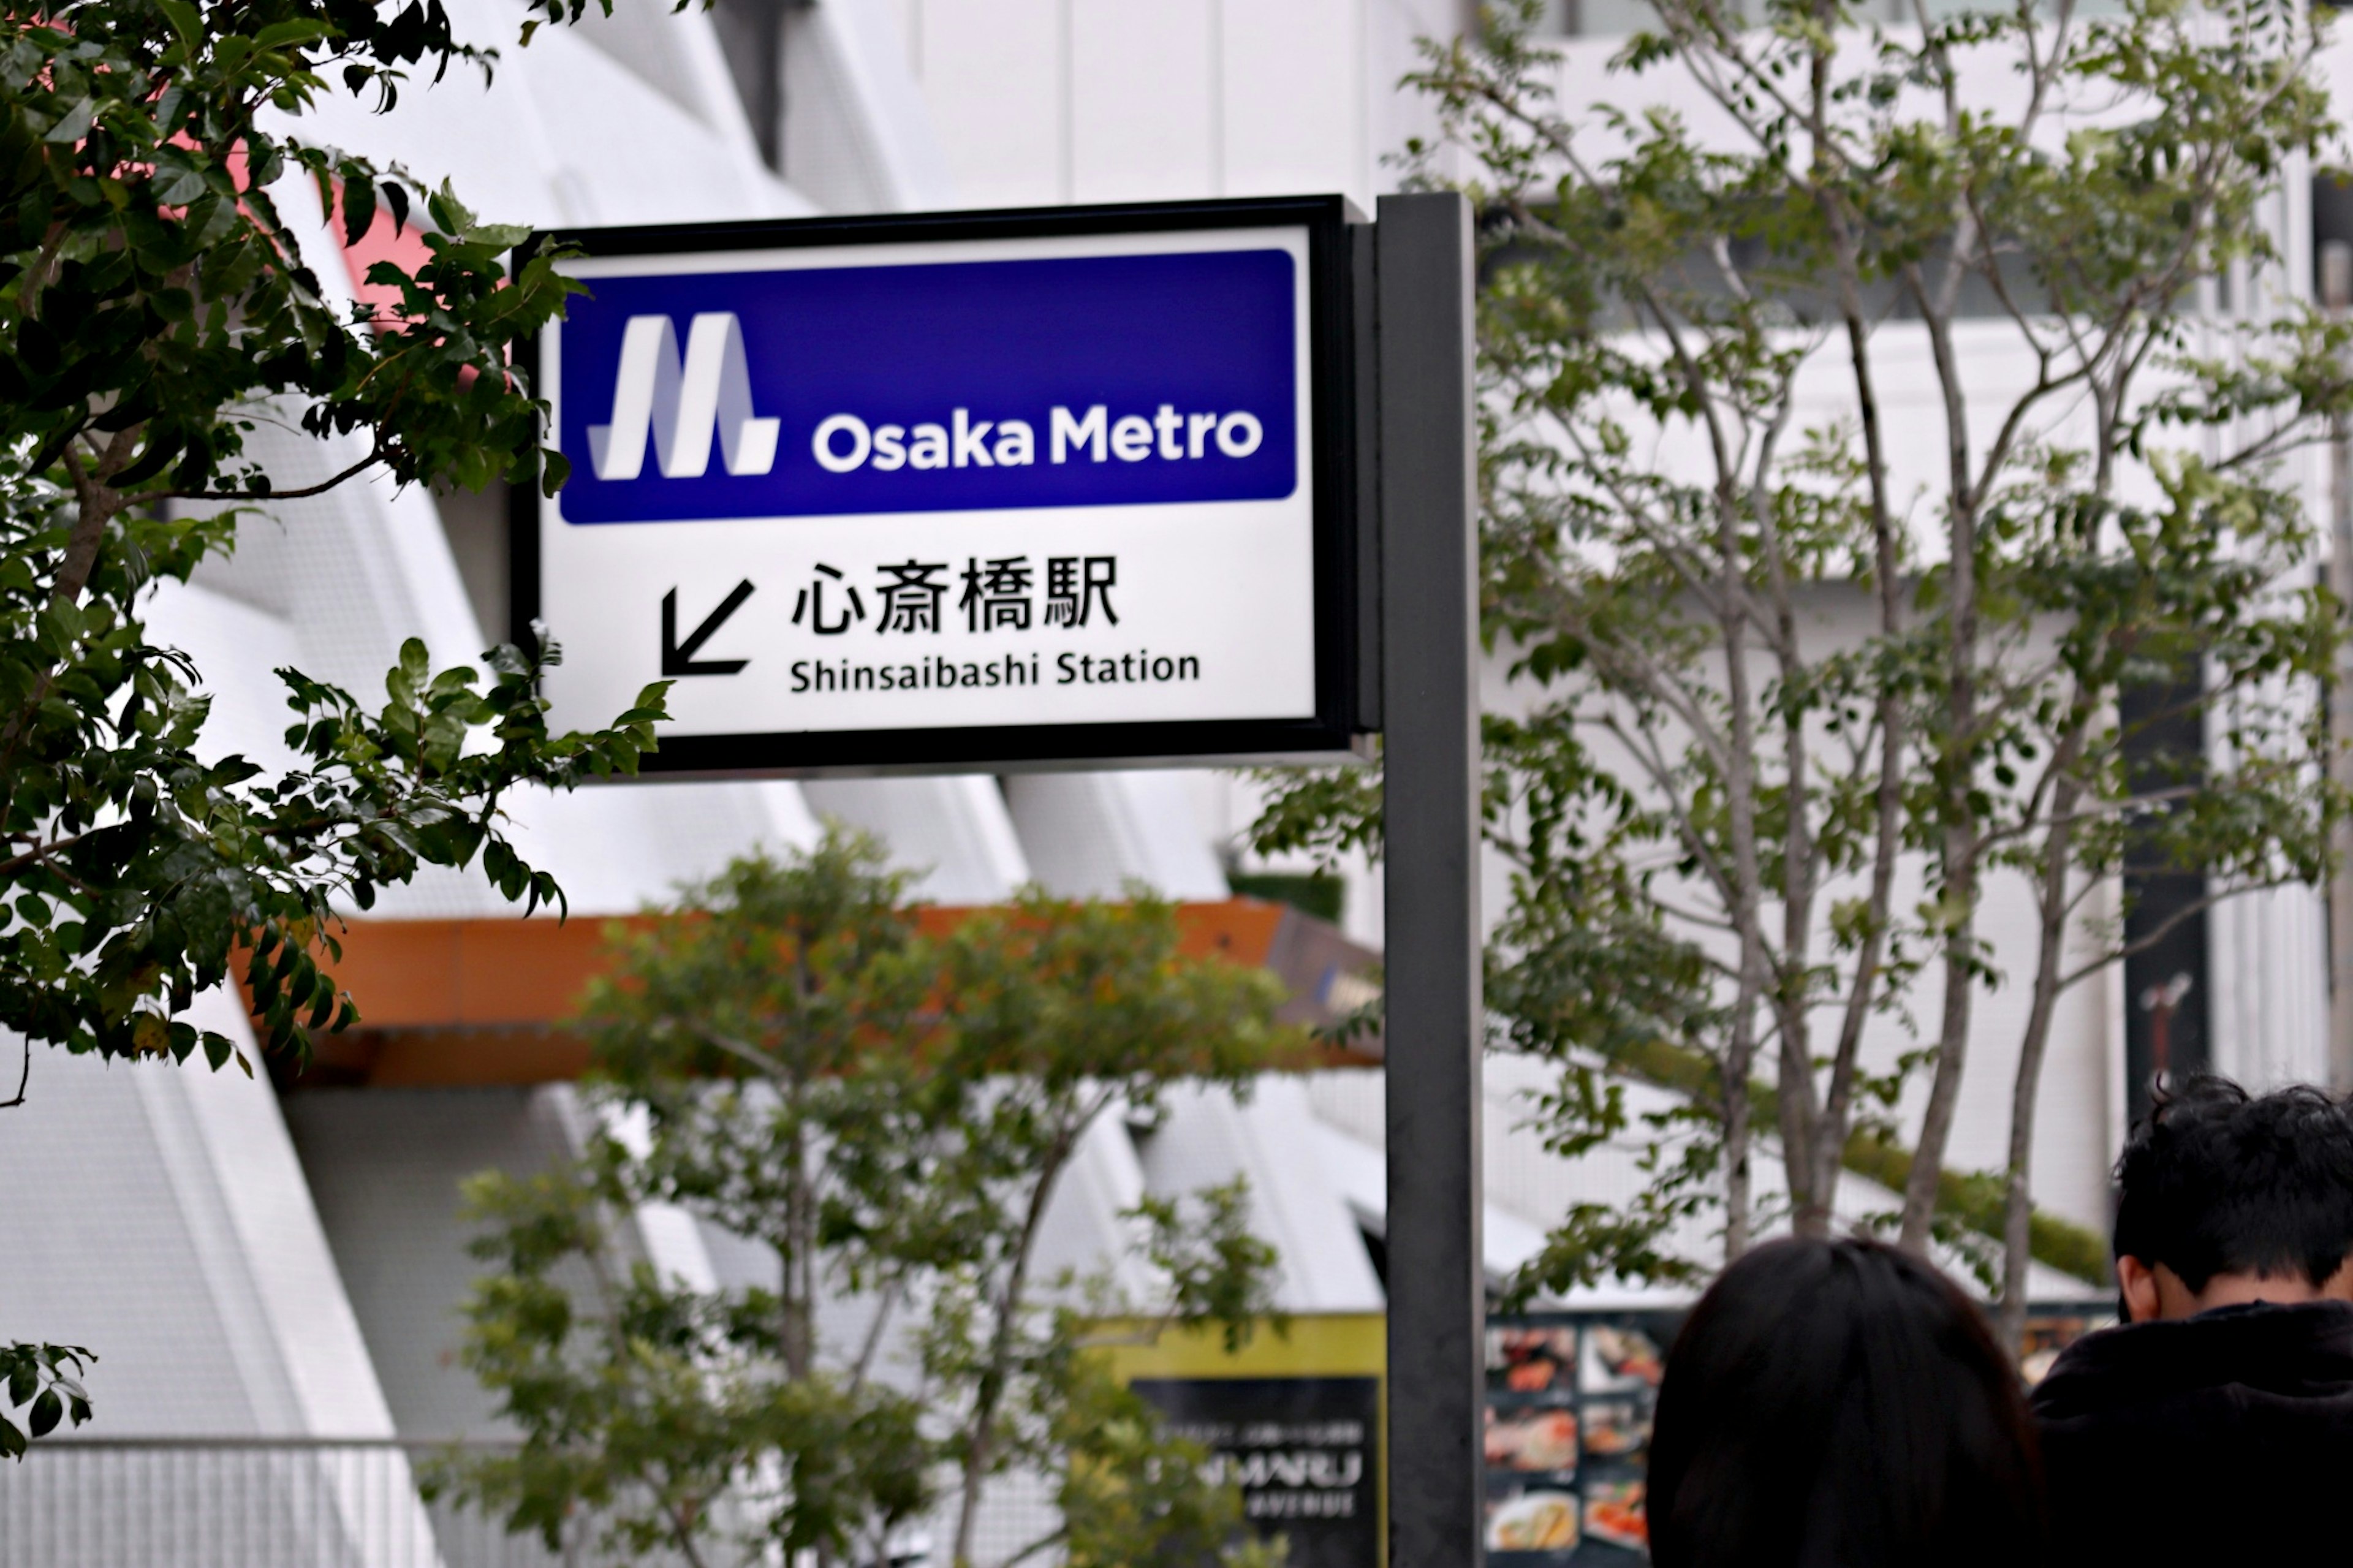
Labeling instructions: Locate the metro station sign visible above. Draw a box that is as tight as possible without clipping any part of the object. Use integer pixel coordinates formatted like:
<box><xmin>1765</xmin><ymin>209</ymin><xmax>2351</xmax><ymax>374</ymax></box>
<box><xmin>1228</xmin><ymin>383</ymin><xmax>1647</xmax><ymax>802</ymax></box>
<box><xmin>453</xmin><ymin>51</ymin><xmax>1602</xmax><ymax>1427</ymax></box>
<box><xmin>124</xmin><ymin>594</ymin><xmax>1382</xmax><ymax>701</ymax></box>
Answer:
<box><xmin>515</xmin><ymin>197</ymin><xmax>1368</xmax><ymax>776</ymax></box>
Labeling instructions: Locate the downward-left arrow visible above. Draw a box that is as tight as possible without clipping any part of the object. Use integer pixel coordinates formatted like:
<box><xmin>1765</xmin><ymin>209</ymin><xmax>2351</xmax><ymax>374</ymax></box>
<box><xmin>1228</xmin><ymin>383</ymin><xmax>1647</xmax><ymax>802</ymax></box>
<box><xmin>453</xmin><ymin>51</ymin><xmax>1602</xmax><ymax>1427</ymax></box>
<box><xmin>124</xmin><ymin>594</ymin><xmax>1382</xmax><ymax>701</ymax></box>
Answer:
<box><xmin>662</xmin><ymin>581</ymin><xmax>755</xmax><ymax>676</ymax></box>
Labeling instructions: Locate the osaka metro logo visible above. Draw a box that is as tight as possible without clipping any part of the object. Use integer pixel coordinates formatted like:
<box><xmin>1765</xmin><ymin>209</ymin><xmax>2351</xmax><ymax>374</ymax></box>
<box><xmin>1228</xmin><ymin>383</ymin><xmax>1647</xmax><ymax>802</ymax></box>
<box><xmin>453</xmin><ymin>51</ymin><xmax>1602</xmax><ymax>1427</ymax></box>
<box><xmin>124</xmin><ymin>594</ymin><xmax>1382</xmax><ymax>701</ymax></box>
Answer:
<box><xmin>588</xmin><ymin>312</ymin><xmax>781</xmax><ymax>481</ymax></box>
<box><xmin>558</xmin><ymin>251</ymin><xmax>1298</xmax><ymax>523</ymax></box>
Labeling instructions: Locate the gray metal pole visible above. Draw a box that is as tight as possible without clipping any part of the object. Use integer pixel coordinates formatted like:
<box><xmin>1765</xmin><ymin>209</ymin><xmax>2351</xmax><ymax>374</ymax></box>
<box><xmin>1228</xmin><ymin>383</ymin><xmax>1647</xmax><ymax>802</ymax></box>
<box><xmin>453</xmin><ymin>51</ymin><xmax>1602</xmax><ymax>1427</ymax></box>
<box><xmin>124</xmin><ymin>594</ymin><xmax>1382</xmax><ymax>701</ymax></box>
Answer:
<box><xmin>1377</xmin><ymin>189</ymin><xmax>1484</xmax><ymax>1568</ymax></box>
<box><xmin>2325</xmin><ymin>239</ymin><xmax>2353</xmax><ymax>1091</ymax></box>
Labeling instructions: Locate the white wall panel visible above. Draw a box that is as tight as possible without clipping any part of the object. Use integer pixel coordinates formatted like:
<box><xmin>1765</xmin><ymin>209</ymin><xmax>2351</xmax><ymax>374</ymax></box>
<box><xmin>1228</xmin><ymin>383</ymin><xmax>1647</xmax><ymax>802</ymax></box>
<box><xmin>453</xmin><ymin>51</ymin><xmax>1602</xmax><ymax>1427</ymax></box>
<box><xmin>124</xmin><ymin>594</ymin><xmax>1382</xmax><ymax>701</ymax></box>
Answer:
<box><xmin>1221</xmin><ymin>0</ymin><xmax>1368</xmax><ymax>203</ymax></box>
<box><xmin>1136</xmin><ymin>1081</ymin><xmax>1385</xmax><ymax>1312</ymax></box>
<box><xmin>896</xmin><ymin>0</ymin><xmax>1459</xmax><ymax>213</ymax></box>
<box><xmin>2212</xmin><ymin>883</ymin><xmax>2332</xmax><ymax>1094</ymax></box>
<box><xmin>1070</xmin><ymin>0</ymin><xmax>1216</xmax><ymax>201</ymax></box>
<box><xmin>906</xmin><ymin>0</ymin><xmax>1067</xmax><ymax>206</ymax></box>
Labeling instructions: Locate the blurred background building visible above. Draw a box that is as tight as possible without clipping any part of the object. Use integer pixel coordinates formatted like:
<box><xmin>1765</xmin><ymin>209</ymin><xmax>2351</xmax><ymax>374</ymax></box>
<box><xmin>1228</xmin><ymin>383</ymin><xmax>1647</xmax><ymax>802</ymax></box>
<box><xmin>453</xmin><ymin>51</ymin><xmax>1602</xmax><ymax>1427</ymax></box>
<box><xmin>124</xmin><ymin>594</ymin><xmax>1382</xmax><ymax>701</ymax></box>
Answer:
<box><xmin>4</xmin><ymin>0</ymin><xmax>2332</xmax><ymax>1562</ymax></box>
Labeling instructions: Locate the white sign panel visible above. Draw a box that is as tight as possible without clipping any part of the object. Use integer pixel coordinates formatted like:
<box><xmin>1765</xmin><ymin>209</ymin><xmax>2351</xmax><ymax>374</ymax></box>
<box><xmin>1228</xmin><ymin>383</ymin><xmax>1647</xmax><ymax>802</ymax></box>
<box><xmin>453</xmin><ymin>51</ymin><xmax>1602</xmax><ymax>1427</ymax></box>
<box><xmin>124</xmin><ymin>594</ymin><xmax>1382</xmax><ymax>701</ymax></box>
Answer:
<box><xmin>521</xmin><ymin>199</ymin><xmax>1362</xmax><ymax>775</ymax></box>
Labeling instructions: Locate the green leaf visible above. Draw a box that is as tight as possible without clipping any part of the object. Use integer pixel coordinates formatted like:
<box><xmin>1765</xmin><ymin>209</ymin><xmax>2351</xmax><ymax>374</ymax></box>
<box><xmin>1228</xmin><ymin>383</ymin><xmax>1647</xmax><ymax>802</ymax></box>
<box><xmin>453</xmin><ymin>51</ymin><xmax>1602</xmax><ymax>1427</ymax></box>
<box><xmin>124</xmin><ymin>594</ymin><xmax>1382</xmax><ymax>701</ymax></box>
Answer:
<box><xmin>156</xmin><ymin>0</ymin><xmax>202</xmax><ymax>50</ymax></box>
<box><xmin>252</xmin><ymin>19</ymin><xmax>336</xmax><ymax>51</ymax></box>
<box><xmin>43</xmin><ymin>98</ymin><xmax>94</xmax><ymax>145</ymax></box>
<box><xmin>343</xmin><ymin>175</ymin><xmax>377</xmax><ymax>248</ymax></box>
<box><xmin>425</xmin><ymin>179</ymin><xmax>477</xmax><ymax>238</ymax></box>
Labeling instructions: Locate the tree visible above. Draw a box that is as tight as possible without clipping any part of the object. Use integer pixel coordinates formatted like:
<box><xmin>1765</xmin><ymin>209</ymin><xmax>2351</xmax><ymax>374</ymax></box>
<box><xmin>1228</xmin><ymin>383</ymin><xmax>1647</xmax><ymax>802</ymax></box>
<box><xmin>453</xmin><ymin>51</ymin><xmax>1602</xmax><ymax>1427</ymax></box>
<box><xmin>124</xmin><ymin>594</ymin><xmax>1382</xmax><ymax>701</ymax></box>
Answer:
<box><xmin>1257</xmin><ymin>0</ymin><xmax>2350</xmax><ymax>1343</ymax></box>
<box><xmin>0</xmin><ymin>0</ymin><xmax>672</xmax><ymax>1450</ymax></box>
<box><xmin>447</xmin><ymin>831</ymin><xmax>1295</xmax><ymax>1568</ymax></box>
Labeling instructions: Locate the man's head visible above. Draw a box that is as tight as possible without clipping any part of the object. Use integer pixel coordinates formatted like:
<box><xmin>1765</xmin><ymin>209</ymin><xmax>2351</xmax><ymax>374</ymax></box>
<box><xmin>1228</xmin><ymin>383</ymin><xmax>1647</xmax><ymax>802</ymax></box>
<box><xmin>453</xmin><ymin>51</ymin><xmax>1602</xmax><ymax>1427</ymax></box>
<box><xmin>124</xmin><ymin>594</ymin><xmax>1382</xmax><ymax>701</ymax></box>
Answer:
<box><xmin>2112</xmin><ymin>1077</ymin><xmax>2353</xmax><ymax>1323</ymax></box>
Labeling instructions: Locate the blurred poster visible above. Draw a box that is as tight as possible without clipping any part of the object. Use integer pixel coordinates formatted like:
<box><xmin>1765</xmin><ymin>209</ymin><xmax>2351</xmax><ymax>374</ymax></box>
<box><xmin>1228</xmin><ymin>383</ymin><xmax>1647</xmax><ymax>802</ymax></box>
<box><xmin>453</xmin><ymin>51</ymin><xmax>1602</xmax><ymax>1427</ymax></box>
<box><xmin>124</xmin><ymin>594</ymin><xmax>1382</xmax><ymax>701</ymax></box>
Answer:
<box><xmin>1484</xmin><ymin>1314</ymin><xmax>1678</xmax><ymax>1567</ymax></box>
<box><xmin>1129</xmin><ymin>1376</ymin><xmax>1380</xmax><ymax>1568</ymax></box>
<box><xmin>1099</xmin><ymin>1312</ymin><xmax>1385</xmax><ymax>1568</ymax></box>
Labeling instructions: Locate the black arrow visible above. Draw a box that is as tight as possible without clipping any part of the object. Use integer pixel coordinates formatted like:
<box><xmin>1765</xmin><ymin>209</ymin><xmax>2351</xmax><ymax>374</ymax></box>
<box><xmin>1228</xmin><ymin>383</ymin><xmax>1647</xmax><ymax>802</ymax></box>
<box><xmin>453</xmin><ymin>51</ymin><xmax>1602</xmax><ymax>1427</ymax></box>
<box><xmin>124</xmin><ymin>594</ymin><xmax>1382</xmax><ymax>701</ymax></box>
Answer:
<box><xmin>662</xmin><ymin>581</ymin><xmax>754</xmax><ymax>676</ymax></box>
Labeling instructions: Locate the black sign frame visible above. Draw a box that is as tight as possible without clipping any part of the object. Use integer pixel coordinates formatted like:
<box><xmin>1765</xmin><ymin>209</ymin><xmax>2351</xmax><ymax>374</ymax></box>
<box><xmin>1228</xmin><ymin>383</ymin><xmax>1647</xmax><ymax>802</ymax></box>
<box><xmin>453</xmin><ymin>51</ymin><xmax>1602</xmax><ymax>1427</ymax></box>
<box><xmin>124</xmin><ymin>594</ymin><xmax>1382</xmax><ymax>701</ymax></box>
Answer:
<box><xmin>510</xmin><ymin>195</ymin><xmax>1369</xmax><ymax>779</ymax></box>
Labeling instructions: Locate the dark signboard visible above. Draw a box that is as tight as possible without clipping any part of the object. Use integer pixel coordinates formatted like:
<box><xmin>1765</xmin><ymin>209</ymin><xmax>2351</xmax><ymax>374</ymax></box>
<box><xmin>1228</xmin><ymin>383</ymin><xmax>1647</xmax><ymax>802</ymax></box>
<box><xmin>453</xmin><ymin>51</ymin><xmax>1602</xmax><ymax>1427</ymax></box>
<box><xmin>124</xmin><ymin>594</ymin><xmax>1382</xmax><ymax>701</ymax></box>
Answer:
<box><xmin>1129</xmin><ymin>1374</ymin><xmax>1381</xmax><ymax>1568</ymax></box>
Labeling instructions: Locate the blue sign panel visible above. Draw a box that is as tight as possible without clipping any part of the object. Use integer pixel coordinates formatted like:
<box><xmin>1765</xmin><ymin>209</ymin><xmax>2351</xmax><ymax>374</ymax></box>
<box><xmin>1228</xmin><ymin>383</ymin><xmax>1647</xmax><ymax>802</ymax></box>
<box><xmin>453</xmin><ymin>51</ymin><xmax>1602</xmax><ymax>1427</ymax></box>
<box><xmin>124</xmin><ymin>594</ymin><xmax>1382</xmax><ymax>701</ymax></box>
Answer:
<box><xmin>556</xmin><ymin>249</ymin><xmax>1299</xmax><ymax>525</ymax></box>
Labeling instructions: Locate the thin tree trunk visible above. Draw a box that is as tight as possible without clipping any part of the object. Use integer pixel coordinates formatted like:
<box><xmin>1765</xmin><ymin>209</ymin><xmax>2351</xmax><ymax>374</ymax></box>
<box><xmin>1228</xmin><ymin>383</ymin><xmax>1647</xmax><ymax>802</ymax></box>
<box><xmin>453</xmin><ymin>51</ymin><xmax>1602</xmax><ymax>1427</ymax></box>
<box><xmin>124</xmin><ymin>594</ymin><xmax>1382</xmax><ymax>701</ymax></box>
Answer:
<box><xmin>1901</xmin><ymin>594</ymin><xmax>1984</xmax><ymax>1252</ymax></box>
<box><xmin>782</xmin><ymin>1081</ymin><xmax>814</xmax><ymax>1382</ymax></box>
<box><xmin>1998</xmin><ymin>753</ymin><xmax>2085</xmax><ymax>1350</ymax></box>
<box><xmin>1903</xmin><ymin>844</ymin><xmax>1979</xmax><ymax>1253</ymax></box>
<box><xmin>1809</xmin><ymin>75</ymin><xmax>1906</xmax><ymax>1233</ymax></box>
<box><xmin>1713</xmin><ymin>434</ymin><xmax>1773</xmax><ymax>1248</ymax></box>
<box><xmin>1722</xmin><ymin>985</ymin><xmax>1761</xmax><ymax>1259</ymax></box>
<box><xmin>1819</xmin><ymin>698</ymin><xmax>1903</xmax><ymax>1213</ymax></box>
<box><xmin>952</xmin><ymin>1123</ymin><xmax>1075</xmax><ymax>1568</ymax></box>
<box><xmin>1899</xmin><ymin>242</ymin><xmax>1984</xmax><ymax>1255</ymax></box>
<box><xmin>1777</xmin><ymin>691</ymin><xmax>1824</xmax><ymax>1236</ymax></box>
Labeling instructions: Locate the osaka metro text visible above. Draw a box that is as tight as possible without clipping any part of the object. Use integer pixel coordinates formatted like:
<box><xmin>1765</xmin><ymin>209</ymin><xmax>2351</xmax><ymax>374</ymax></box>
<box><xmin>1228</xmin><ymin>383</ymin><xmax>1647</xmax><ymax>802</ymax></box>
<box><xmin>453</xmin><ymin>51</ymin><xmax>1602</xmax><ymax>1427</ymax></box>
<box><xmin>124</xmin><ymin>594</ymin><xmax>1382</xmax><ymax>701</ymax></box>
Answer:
<box><xmin>810</xmin><ymin>405</ymin><xmax>1264</xmax><ymax>473</ymax></box>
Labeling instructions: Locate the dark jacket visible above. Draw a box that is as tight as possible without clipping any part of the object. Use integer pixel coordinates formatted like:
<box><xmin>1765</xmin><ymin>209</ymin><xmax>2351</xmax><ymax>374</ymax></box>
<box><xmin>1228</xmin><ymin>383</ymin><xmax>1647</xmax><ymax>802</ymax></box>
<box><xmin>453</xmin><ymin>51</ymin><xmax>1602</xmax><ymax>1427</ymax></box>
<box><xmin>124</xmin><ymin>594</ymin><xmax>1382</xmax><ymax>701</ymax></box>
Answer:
<box><xmin>2031</xmin><ymin>1300</ymin><xmax>2353</xmax><ymax>1566</ymax></box>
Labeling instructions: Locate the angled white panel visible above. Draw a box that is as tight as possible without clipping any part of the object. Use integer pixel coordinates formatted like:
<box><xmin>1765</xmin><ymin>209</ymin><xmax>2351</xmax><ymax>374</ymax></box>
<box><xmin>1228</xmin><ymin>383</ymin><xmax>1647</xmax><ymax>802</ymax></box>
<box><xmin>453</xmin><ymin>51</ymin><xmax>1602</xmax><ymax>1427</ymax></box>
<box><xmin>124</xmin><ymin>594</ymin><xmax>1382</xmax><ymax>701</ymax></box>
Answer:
<box><xmin>272</xmin><ymin>0</ymin><xmax>808</xmax><ymax>230</ymax></box>
<box><xmin>789</xmin><ymin>0</ymin><xmax>959</xmax><ymax>211</ymax></box>
<box><xmin>160</xmin><ymin>998</ymin><xmax>443</xmax><ymax>1567</ymax></box>
<box><xmin>752</xmin><ymin>779</ymin><xmax>827</xmax><ymax>853</ymax></box>
<box><xmin>1133</xmin><ymin>1081</ymin><xmax>1383</xmax><ymax>1313</ymax></box>
<box><xmin>563</xmin><ymin>0</ymin><xmax>770</xmax><ymax>163</ymax></box>
<box><xmin>1028</xmin><ymin>1110</ymin><xmax>1158</xmax><ymax>1301</ymax></box>
<box><xmin>490</xmin><ymin>778</ymin><xmax>827</xmax><ymax>918</ymax></box>
<box><xmin>168</xmin><ymin>993</ymin><xmax>403</xmax><ymax>1439</ymax></box>
<box><xmin>1001</xmin><ymin>771</ymin><xmax>1227</xmax><ymax>901</ymax></box>
<box><xmin>600</xmin><ymin>1102</ymin><xmax>721</xmax><ymax>1294</ymax></box>
<box><xmin>800</xmin><ymin>776</ymin><xmax>1031</xmax><ymax>903</ymax></box>
<box><xmin>0</xmin><ymin>997</ymin><xmax>406</xmax><ymax>1445</ymax></box>
<box><xmin>284</xmin><ymin>1086</ymin><xmax>596</xmax><ymax>1439</ymax></box>
<box><xmin>1309</xmin><ymin>1113</ymin><xmax>1548</xmax><ymax>1290</ymax></box>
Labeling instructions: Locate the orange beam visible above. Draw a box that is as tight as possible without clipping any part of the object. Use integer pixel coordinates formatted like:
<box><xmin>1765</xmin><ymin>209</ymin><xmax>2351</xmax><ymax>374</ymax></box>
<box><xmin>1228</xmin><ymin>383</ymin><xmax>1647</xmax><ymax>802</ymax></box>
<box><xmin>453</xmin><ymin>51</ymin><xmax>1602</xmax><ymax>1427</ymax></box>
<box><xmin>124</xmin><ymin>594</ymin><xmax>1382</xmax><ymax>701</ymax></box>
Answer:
<box><xmin>276</xmin><ymin>898</ymin><xmax>1355</xmax><ymax>1090</ymax></box>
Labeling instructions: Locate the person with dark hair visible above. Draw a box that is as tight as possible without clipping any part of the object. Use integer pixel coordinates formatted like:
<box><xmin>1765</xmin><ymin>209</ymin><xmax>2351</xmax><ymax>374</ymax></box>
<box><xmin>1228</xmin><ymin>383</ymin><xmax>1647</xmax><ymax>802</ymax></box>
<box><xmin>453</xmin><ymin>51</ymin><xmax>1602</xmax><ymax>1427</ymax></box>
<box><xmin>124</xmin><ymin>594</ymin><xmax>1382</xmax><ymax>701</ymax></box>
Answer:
<box><xmin>1646</xmin><ymin>1237</ymin><xmax>2047</xmax><ymax>1568</ymax></box>
<box><xmin>2031</xmin><ymin>1075</ymin><xmax>2353</xmax><ymax>1567</ymax></box>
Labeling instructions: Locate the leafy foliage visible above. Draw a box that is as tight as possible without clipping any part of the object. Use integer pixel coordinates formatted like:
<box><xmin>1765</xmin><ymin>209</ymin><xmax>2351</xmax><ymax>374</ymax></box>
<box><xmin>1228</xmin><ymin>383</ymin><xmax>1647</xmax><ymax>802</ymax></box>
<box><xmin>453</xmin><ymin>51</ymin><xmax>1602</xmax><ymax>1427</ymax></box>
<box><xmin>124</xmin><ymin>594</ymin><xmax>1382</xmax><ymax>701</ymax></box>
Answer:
<box><xmin>446</xmin><ymin>831</ymin><xmax>1298</xmax><ymax>1568</ymax></box>
<box><xmin>0</xmin><ymin>0</ymin><xmax>671</xmax><ymax>1445</ymax></box>
<box><xmin>1258</xmin><ymin>0</ymin><xmax>2352</xmax><ymax>1338</ymax></box>
<box><xmin>1</xmin><ymin>1340</ymin><xmax>91</xmax><ymax>1458</ymax></box>
<box><xmin>0</xmin><ymin>0</ymin><xmax>672</xmax><ymax>1074</ymax></box>
<box><xmin>1051</xmin><ymin>1352</ymin><xmax>1285</xmax><ymax>1568</ymax></box>
<box><xmin>1</xmin><ymin>0</ymin><xmax>570</xmax><ymax>504</ymax></box>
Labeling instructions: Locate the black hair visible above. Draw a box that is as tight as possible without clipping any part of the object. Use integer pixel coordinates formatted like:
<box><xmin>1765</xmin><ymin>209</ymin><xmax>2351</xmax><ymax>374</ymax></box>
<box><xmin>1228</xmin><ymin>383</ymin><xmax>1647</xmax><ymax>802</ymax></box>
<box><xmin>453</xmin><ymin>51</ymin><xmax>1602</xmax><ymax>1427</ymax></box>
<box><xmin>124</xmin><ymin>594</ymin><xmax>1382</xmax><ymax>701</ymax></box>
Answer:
<box><xmin>2110</xmin><ymin>1075</ymin><xmax>2353</xmax><ymax>1292</ymax></box>
<box><xmin>1646</xmin><ymin>1237</ymin><xmax>2046</xmax><ymax>1568</ymax></box>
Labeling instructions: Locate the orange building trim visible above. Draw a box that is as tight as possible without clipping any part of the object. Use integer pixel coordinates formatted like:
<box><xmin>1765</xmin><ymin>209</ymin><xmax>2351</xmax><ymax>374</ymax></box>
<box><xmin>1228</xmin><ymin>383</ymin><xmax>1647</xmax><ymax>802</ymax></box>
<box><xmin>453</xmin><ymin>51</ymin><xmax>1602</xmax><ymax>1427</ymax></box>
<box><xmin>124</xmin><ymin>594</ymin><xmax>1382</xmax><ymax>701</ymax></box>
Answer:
<box><xmin>273</xmin><ymin>899</ymin><xmax>1379</xmax><ymax>1089</ymax></box>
